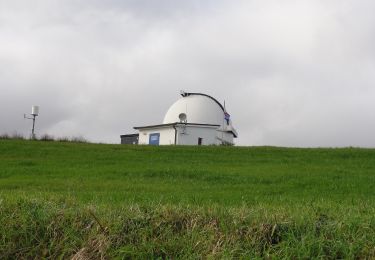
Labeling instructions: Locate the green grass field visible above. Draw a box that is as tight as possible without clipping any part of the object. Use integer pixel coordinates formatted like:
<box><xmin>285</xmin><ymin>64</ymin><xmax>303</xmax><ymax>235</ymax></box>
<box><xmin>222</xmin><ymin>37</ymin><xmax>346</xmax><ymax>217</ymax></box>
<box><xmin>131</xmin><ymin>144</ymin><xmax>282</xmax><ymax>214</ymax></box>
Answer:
<box><xmin>1</xmin><ymin>139</ymin><xmax>375</xmax><ymax>258</ymax></box>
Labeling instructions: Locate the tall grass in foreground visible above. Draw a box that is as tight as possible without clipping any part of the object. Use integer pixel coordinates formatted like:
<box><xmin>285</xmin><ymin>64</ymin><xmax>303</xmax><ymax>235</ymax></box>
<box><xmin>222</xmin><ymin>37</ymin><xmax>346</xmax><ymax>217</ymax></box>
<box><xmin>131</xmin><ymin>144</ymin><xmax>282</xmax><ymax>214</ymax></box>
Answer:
<box><xmin>1</xmin><ymin>139</ymin><xmax>375</xmax><ymax>258</ymax></box>
<box><xmin>1</xmin><ymin>198</ymin><xmax>375</xmax><ymax>259</ymax></box>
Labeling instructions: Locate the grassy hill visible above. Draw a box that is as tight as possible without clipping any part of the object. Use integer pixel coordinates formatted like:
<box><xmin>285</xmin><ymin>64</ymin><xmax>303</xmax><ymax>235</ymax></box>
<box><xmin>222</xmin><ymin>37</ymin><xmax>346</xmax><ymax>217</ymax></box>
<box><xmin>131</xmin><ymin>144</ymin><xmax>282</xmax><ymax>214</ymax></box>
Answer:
<box><xmin>1</xmin><ymin>139</ymin><xmax>375</xmax><ymax>258</ymax></box>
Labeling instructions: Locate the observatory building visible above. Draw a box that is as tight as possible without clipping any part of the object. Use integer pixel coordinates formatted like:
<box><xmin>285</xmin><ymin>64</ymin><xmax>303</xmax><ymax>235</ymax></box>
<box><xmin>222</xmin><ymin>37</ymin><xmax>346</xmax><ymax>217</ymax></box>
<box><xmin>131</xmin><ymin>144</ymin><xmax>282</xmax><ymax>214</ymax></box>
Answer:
<box><xmin>121</xmin><ymin>92</ymin><xmax>238</xmax><ymax>146</ymax></box>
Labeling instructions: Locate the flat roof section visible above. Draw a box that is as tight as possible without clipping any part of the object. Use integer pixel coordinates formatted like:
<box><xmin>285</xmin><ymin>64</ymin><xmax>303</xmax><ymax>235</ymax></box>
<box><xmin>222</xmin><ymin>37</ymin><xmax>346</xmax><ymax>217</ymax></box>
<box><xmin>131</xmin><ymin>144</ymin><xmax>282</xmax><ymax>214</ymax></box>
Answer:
<box><xmin>134</xmin><ymin>123</ymin><xmax>220</xmax><ymax>130</ymax></box>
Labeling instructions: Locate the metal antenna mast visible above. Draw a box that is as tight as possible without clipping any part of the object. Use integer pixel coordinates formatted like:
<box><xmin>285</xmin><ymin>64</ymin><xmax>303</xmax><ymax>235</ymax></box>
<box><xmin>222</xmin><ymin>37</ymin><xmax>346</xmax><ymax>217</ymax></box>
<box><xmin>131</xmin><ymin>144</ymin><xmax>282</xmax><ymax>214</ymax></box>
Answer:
<box><xmin>24</xmin><ymin>106</ymin><xmax>39</xmax><ymax>139</ymax></box>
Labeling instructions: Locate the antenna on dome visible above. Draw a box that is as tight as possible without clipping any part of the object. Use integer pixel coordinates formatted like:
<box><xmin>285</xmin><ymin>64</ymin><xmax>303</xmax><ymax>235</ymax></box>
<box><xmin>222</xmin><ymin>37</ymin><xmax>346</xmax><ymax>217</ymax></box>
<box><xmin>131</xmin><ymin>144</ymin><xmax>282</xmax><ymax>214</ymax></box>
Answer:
<box><xmin>180</xmin><ymin>90</ymin><xmax>187</xmax><ymax>97</ymax></box>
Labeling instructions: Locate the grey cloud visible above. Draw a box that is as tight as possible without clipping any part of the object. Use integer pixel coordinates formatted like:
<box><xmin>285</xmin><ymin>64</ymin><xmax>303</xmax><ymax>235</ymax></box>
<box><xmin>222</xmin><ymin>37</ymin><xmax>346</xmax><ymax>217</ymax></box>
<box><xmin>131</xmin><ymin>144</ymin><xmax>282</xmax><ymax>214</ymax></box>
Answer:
<box><xmin>1</xmin><ymin>0</ymin><xmax>375</xmax><ymax>146</ymax></box>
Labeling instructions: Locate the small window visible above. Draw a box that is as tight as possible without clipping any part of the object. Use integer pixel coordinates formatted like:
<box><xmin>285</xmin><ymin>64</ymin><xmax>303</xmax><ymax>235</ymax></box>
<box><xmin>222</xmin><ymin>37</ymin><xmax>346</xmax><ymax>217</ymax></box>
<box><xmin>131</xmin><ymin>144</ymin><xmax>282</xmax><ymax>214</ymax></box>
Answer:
<box><xmin>198</xmin><ymin>137</ymin><xmax>203</xmax><ymax>145</ymax></box>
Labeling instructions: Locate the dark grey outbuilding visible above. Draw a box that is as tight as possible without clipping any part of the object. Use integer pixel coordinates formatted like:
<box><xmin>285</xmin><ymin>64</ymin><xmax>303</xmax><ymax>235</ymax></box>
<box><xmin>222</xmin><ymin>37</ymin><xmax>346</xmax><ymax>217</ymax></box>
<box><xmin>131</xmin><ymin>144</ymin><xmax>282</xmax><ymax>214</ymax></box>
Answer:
<box><xmin>120</xmin><ymin>134</ymin><xmax>139</xmax><ymax>144</ymax></box>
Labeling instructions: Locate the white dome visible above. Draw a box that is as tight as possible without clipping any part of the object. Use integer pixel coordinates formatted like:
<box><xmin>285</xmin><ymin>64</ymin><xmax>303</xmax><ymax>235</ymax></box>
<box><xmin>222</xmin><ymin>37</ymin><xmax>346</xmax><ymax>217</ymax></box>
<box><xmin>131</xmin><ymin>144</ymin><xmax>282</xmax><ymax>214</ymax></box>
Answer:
<box><xmin>163</xmin><ymin>94</ymin><xmax>225</xmax><ymax>126</ymax></box>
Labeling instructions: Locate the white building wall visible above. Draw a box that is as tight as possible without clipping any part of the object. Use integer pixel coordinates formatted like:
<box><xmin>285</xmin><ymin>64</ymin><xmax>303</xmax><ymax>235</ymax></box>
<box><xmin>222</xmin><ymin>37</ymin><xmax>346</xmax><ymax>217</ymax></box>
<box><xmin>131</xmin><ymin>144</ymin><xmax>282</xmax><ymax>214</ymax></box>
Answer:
<box><xmin>138</xmin><ymin>127</ymin><xmax>176</xmax><ymax>145</ymax></box>
<box><xmin>137</xmin><ymin>124</ymin><xmax>235</xmax><ymax>146</ymax></box>
<box><xmin>176</xmin><ymin>125</ymin><xmax>219</xmax><ymax>145</ymax></box>
<box><xmin>216</xmin><ymin>131</ymin><xmax>234</xmax><ymax>145</ymax></box>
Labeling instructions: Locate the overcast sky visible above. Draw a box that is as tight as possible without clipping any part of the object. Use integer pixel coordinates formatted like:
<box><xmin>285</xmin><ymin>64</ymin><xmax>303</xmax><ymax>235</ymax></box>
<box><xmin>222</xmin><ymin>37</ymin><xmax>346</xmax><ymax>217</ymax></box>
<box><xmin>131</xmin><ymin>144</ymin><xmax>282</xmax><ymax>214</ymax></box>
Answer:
<box><xmin>1</xmin><ymin>0</ymin><xmax>374</xmax><ymax>147</ymax></box>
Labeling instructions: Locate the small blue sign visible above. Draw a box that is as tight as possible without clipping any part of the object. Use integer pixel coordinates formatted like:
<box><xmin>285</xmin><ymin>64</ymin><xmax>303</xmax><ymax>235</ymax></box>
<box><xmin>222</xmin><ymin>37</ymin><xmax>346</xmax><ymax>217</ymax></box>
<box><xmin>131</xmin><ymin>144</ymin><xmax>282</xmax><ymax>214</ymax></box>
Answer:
<box><xmin>149</xmin><ymin>133</ymin><xmax>160</xmax><ymax>145</ymax></box>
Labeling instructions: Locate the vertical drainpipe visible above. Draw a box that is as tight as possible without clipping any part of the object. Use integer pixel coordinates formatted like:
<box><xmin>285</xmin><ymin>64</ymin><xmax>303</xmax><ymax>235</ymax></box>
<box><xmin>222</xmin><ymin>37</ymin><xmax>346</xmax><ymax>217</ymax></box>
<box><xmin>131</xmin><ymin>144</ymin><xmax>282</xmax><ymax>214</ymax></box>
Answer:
<box><xmin>173</xmin><ymin>124</ymin><xmax>177</xmax><ymax>145</ymax></box>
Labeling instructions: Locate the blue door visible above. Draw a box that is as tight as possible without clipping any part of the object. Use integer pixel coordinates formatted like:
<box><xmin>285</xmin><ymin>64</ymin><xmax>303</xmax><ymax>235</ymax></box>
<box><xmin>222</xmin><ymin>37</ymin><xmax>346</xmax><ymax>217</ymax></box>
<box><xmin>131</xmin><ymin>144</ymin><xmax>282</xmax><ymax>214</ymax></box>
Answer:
<box><xmin>149</xmin><ymin>133</ymin><xmax>160</xmax><ymax>145</ymax></box>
